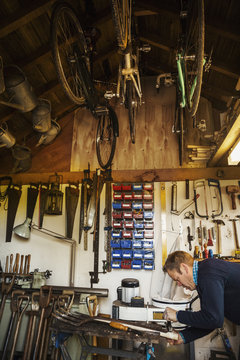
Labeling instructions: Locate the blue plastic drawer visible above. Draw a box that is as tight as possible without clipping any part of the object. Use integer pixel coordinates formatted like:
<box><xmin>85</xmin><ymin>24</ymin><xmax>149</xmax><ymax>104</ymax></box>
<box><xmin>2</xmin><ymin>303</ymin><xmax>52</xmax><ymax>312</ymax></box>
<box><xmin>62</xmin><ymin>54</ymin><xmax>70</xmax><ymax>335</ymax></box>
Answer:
<box><xmin>144</xmin><ymin>211</ymin><xmax>153</xmax><ymax>219</ymax></box>
<box><xmin>132</xmin><ymin>240</ymin><xmax>143</xmax><ymax>249</ymax></box>
<box><xmin>144</xmin><ymin>260</ymin><xmax>154</xmax><ymax>270</ymax></box>
<box><xmin>132</xmin><ymin>202</ymin><xmax>142</xmax><ymax>210</ymax></box>
<box><xmin>133</xmin><ymin>231</ymin><xmax>144</xmax><ymax>239</ymax></box>
<box><xmin>111</xmin><ymin>230</ymin><xmax>122</xmax><ymax>239</ymax></box>
<box><xmin>120</xmin><ymin>240</ymin><xmax>132</xmax><ymax>249</ymax></box>
<box><xmin>133</xmin><ymin>249</ymin><xmax>144</xmax><ymax>259</ymax></box>
<box><xmin>112</xmin><ymin>249</ymin><xmax>122</xmax><ymax>258</ymax></box>
<box><xmin>110</xmin><ymin>239</ymin><xmax>121</xmax><ymax>248</ymax></box>
<box><xmin>134</xmin><ymin>221</ymin><xmax>144</xmax><ymax>229</ymax></box>
<box><xmin>133</xmin><ymin>211</ymin><xmax>143</xmax><ymax>220</ymax></box>
<box><xmin>122</xmin><ymin>250</ymin><xmax>133</xmax><ymax>259</ymax></box>
<box><xmin>113</xmin><ymin>202</ymin><xmax>122</xmax><ymax>210</ymax></box>
<box><xmin>144</xmin><ymin>250</ymin><xmax>154</xmax><ymax>260</ymax></box>
<box><xmin>111</xmin><ymin>260</ymin><xmax>121</xmax><ymax>269</ymax></box>
<box><xmin>133</xmin><ymin>184</ymin><xmax>143</xmax><ymax>191</ymax></box>
<box><xmin>143</xmin><ymin>240</ymin><xmax>153</xmax><ymax>249</ymax></box>
<box><xmin>132</xmin><ymin>260</ymin><xmax>142</xmax><ymax>269</ymax></box>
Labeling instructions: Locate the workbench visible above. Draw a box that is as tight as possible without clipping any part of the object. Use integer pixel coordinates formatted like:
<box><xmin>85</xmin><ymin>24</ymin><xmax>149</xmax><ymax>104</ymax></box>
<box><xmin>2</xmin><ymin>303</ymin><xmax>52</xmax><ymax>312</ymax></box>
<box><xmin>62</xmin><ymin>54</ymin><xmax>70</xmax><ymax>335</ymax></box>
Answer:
<box><xmin>50</xmin><ymin>315</ymin><xmax>168</xmax><ymax>360</ymax></box>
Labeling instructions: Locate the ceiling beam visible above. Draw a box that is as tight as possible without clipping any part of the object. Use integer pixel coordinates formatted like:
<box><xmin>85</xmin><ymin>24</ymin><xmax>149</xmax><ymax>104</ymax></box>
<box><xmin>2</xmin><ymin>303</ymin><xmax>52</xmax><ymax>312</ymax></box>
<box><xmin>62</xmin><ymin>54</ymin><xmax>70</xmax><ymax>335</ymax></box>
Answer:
<box><xmin>0</xmin><ymin>0</ymin><xmax>56</xmax><ymax>38</ymax></box>
<box><xmin>136</xmin><ymin>1</ymin><xmax>240</xmax><ymax>42</ymax></box>
<box><xmin>1</xmin><ymin>167</ymin><xmax>240</xmax><ymax>184</ymax></box>
<box><xmin>208</xmin><ymin>112</ymin><xmax>240</xmax><ymax>166</ymax></box>
<box><xmin>141</xmin><ymin>33</ymin><xmax>240</xmax><ymax>80</ymax></box>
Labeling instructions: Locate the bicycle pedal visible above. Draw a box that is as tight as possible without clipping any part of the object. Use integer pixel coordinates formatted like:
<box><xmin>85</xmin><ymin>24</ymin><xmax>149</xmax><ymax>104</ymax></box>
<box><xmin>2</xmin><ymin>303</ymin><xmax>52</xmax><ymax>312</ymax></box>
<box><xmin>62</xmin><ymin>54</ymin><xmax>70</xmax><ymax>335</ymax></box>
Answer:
<box><xmin>140</xmin><ymin>43</ymin><xmax>151</xmax><ymax>53</ymax></box>
<box><xmin>104</xmin><ymin>91</ymin><xmax>115</xmax><ymax>100</ymax></box>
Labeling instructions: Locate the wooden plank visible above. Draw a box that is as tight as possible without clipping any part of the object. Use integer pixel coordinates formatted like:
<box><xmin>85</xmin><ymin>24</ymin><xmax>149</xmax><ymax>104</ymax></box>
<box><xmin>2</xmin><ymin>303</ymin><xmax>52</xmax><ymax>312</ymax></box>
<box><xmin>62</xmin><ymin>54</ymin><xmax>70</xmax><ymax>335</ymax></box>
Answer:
<box><xmin>1</xmin><ymin>167</ymin><xmax>240</xmax><ymax>185</ymax></box>
<box><xmin>0</xmin><ymin>0</ymin><xmax>55</xmax><ymax>38</ymax></box>
<box><xmin>208</xmin><ymin>112</ymin><xmax>240</xmax><ymax>166</ymax></box>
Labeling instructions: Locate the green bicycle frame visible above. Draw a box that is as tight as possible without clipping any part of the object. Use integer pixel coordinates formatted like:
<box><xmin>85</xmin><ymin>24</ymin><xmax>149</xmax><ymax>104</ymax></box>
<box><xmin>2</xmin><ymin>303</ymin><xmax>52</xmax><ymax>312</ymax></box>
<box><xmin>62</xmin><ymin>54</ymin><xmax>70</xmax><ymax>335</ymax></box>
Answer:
<box><xmin>177</xmin><ymin>54</ymin><xmax>206</xmax><ymax>109</ymax></box>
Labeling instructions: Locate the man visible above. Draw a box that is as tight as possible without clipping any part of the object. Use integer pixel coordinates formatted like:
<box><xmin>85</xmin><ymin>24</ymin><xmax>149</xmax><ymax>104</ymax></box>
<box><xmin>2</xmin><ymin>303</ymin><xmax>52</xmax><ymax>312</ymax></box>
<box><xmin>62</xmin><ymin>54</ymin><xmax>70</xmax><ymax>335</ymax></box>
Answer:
<box><xmin>162</xmin><ymin>251</ymin><xmax>240</xmax><ymax>344</ymax></box>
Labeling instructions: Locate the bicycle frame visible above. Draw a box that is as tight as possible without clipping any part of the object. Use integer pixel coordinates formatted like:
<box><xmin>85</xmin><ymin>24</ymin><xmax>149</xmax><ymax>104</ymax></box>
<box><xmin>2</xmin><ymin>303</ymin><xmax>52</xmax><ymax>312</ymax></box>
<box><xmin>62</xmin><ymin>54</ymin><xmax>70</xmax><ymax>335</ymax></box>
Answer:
<box><xmin>177</xmin><ymin>53</ymin><xmax>206</xmax><ymax>110</ymax></box>
<box><xmin>117</xmin><ymin>51</ymin><xmax>142</xmax><ymax>105</ymax></box>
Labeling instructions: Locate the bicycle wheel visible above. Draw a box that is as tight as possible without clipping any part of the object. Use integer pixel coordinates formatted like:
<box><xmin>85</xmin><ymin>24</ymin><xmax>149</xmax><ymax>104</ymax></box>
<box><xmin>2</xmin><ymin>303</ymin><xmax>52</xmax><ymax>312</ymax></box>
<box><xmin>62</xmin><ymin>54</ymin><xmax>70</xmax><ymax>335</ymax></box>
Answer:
<box><xmin>111</xmin><ymin>0</ymin><xmax>132</xmax><ymax>51</ymax></box>
<box><xmin>126</xmin><ymin>80</ymin><xmax>136</xmax><ymax>144</ymax></box>
<box><xmin>51</xmin><ymin>4</ymin><xmax>89</xmax><ymax>105</ymax></box>
<box><xmin>96</xmin><ymin>107</ymin><xmax>116</xmax><ymax>169</ymax></box>
<box><xmin>185</xmin><ymin>0</ymin><xmax>205</xmax><ymax>117</ymax></box>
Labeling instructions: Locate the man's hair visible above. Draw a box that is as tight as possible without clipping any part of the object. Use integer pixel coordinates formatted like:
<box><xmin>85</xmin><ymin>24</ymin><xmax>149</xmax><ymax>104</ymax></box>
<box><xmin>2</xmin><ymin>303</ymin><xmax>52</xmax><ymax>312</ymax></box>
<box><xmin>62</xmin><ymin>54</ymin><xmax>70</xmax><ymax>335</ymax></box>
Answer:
<box><xmin>163</xmin><ymin>251</ymin><xmax>194</xmax><ymax>273</ymax></box>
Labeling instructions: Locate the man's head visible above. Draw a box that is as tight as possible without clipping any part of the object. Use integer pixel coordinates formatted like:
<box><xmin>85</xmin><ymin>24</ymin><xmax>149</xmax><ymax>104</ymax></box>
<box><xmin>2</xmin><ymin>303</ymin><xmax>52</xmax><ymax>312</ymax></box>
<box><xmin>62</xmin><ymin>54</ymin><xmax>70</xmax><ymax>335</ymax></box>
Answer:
<box><xmin>163</xmin><ymin>251</ymin><xmax>196</xmax><ymax>291</ymax></box>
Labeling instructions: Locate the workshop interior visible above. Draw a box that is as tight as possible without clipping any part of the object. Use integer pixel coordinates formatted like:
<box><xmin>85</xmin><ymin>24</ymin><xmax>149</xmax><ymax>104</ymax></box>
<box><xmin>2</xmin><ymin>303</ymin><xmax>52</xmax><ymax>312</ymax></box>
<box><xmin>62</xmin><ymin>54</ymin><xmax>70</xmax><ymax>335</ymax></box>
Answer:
<box><xmin>0</xmin><ymin>0</ymin><xmax>240</xmax><ymax>359</ymax></box>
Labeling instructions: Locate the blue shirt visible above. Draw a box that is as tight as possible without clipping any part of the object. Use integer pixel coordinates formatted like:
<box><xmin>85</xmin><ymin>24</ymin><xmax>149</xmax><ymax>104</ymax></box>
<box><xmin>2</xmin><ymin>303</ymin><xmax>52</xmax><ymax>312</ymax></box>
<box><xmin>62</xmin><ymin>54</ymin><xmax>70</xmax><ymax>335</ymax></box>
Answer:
<box><xmin>193</xmin><ymin>260</ymin><xmax>198</xmax><ymax>286</ymax></box>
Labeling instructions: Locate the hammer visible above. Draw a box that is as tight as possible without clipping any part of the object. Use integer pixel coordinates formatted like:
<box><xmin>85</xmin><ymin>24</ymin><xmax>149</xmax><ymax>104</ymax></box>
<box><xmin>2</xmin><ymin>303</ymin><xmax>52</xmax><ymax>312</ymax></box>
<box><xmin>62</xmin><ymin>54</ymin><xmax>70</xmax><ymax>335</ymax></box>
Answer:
<box><xmin>229</xmin><ymin>219</ymin><xmax>240</xmax><ymax>249</ymax></box>
<box><xmin>212</xmin><ymin>219</ymin><xmax>225</xmax><ymax>255</ymax></box>
<box><xmin>226</xmin><ymin>185</ymin><xmax>239</xmax><ymax>210</ymax></box>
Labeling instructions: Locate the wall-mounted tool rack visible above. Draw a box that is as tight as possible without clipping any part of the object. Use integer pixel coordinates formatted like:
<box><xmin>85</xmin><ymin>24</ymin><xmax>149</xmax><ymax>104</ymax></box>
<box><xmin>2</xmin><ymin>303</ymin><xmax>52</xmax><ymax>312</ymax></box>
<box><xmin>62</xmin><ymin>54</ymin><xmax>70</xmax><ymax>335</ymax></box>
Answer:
<box><xmin>111</xmin><ymin>183</ymin><xmax>155</xmax><ymax>270</ymax></box>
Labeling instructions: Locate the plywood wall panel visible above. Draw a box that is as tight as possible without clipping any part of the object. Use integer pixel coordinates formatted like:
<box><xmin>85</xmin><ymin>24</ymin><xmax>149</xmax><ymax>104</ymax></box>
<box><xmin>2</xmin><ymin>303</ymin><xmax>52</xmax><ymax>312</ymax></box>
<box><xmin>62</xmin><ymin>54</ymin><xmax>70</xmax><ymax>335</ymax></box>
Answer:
<box><xmin>71</xmin><ymin>77</ymin><xmax>179</xmax><ymax>171</ymax></box>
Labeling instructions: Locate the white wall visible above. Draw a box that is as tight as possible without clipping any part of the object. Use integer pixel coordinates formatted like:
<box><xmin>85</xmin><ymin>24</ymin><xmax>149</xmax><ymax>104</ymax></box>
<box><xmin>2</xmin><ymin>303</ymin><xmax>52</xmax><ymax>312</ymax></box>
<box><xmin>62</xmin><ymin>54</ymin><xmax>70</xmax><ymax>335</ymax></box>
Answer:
<box><xmin>0</xmin><ymin>179</ymin><xmax>239</xmax><ymax>358</ymax></box>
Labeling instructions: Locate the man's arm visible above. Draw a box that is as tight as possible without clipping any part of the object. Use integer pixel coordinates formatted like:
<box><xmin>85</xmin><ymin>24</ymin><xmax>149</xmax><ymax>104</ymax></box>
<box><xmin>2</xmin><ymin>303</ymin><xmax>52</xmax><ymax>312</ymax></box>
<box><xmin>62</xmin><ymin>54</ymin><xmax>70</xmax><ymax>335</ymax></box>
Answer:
<box><xmin>176</xmin><ymin>278</ymin><xmax>225</xmax><ymax>329</ymax></box>
<box><xmin>179</xmin><ymin>326</ymin><xmax>215</xmax><ymax>344</ymax></box>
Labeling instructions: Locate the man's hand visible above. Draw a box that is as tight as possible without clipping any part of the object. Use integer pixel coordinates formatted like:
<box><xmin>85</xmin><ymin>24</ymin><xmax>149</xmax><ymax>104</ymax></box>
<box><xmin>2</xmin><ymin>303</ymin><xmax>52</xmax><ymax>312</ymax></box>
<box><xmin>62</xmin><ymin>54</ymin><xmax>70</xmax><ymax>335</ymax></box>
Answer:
<box><xmin>163</xmin><ymin>307</ymin><xmax>177</xmax><ymax>322</ymax></box>
<box><xmin>167</xmin><ymin>332</ymin><xmax>184</xmax><ymax>345</ymax></box>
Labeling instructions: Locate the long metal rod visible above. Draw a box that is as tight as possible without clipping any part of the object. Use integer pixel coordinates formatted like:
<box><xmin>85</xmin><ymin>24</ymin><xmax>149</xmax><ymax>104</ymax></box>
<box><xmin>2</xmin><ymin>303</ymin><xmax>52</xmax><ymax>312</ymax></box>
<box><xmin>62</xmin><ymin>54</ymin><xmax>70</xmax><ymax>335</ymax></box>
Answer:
<box><xmin>31</xmin><ymin>223</ymin><xmax>76</xmax><ymax>286</ymax></box>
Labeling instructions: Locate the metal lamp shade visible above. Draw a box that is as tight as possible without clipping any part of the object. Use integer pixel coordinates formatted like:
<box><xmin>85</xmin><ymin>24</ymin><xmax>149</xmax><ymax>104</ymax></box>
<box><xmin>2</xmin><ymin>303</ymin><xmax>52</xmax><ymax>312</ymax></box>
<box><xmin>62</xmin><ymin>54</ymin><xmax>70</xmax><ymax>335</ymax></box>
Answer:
<box><xmin>13</xmin><ymin>217</ymin><xmax>31</xmax><ymax>239</ymax></box>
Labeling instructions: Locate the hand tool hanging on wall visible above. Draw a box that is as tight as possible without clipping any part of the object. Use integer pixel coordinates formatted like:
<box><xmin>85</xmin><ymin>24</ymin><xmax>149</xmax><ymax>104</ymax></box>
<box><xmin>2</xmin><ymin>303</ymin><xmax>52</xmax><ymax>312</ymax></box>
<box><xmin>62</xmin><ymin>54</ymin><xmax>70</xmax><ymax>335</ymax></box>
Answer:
<box><xmin>2</xmin><ymin>290</ymin><xmax>25</xmax><ymax>360</ymax></box>
<box><xmin>226</xmin><ymin>185</ymin><xmax>239</xmax><ymax>210</ymax></box>
<box><xmin>185</xmin><ymin>179</ymin><xmax>190</xmax><ymax>199</ymax></box>
<box><xmin>171</xmin><ymin>182</ymin><xmax>177</xmax><ymax>212</ymax></box>
<box><xmin>13</xmin><ymin>183</ymin><xmax>39</xmax><ymax>239</ymax></box>
<box><xmin>212</xmin><ymin>219</ymin><xmax>225</xmax><ymax>255</ymax></box>
<box><xmin>5</xmin><ymin>184</ymin><xmax>22</xmax><ymax>242</ymax></box>
<box><xmin>0</xmin><ymin>273</ymin><xmax>15</xmax><ymax>322</ymax></box>
<box><xmin>208</xmin><ymin>179</ymin><xmax>223</xmax><ymax>218</ymax></box>
<box><xmin>187</xmin><ymin>226</ymin><xmax>193</xmax><ymax>251</ymax></box>
<box><xmin>44</xmin><ymin>173</ymin><xmax>63</xmax><ymax>215</ymax></box>
<box><xmin>0</xmin><ymin>176</ymin><xmax>12</xmax><ymax>205</ymax></box>
<box><xmin>9</xmin><ymin>295</ymin><xmax>30</xmax><ymax>360</ymax></box>
<box><xmin>89</xmin><ymin>171</ymin><xmax>104</xmax><ymax>287</ymax></box>
<box><xmin>161</xmin><ymin>182</ymin><xmax>167</xmax><ymax>266</ymax></box>
<box><xmin>103</xmin><ymin>169</ymin><xmax>112</xmax><ymax>272</ymax></box>
<box><xmin>65</xmin><ymin>182</ymin><xmax>79</xmax><ymax>238</ymax></box>
<box><xmin>33</xmin><ymin>285</ymin><xmax>52</xmax><ymax>360</ymax></box>
<box><xmin>38</xmin><ymin>183</ymin><xmax>49</xmax><ymax>228</ymax></box>
<box><xmin>23</xmin><ymin>291</ymin><xmax>40</xmax><ymax>360</ymax></box>
<box><xmin>171</xmin><ymin>194</ymin><xmax>199</xmax><ymax>216</ymax></box>
<box><xmin>194</xmin><ymin>180</ymin><xmax>209</xmax><ymax>219</ymax></box>
<box><xmin>229</xmin><ymin>219</ymin><xmax>240</xmax><ymax>250</ymax></box>
<box><xmin>79</xmin><ymin>164</ymin><xmax>93</xmax><ymax>246</ymax></box>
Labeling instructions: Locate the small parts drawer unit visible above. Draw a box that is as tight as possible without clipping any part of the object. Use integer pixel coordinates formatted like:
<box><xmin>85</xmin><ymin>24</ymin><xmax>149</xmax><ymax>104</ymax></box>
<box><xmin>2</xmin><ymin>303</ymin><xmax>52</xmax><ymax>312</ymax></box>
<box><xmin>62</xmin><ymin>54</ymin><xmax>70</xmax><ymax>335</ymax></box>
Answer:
<box><xmin>111</xmin><ymin>183</ymin><xmax>155</xmax><ymax>270</ymax></box>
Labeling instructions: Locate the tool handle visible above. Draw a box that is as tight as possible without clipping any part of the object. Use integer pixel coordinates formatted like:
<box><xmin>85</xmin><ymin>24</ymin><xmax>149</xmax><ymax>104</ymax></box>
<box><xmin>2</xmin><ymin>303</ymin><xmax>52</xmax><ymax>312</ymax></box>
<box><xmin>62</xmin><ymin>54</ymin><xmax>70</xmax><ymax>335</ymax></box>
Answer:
<box><xmin>9</xmin><ymin>254</ymin><xmax>13</xmax><ymax>273</ymax></box>
<box><xmin>27</xmin><ymin>254</ymin><xmax>31</xmax><ymax>274</ymax></box>
<box><xmin>13</xmin><ymin>253</ymin><xmax>20</xmax><ymax>273</ymax></box>
<box><xmin>19</xmin><ymin>255</ymin><xmax>24</xmax><ymax>275</ymax></box>
<box><xmin>5</xmin><ymin>256</ymin><xmax>9</xmax><ymax>273</ymax></box>
<box><xmin>231</xmin><ymin>193</ymin><xmax>236</xmax><ymax>210</ymax></box>
<box><xmin>110</xmin><ymin>321</ymin><xmax>128</xmax><ymax>331</ymax></box>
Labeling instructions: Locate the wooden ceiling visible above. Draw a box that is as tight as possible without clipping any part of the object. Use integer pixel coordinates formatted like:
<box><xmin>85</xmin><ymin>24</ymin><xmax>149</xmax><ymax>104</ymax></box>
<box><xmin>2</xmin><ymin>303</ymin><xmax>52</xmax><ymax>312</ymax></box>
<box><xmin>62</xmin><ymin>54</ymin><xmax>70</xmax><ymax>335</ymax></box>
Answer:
<box><xmin>0</xmin><ymin>0</ymin><xmax>239</xmax><ymax>174</ymax></box>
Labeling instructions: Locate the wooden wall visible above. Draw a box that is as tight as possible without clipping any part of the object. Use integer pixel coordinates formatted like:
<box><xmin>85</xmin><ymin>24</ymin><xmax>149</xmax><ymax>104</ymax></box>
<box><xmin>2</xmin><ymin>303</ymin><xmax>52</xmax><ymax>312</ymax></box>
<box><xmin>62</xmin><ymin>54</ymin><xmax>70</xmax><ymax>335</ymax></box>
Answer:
<box><xmin>71</xmin><ymin>77</ymin><xmax>179</xmax><ymax>171</ymax></box>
